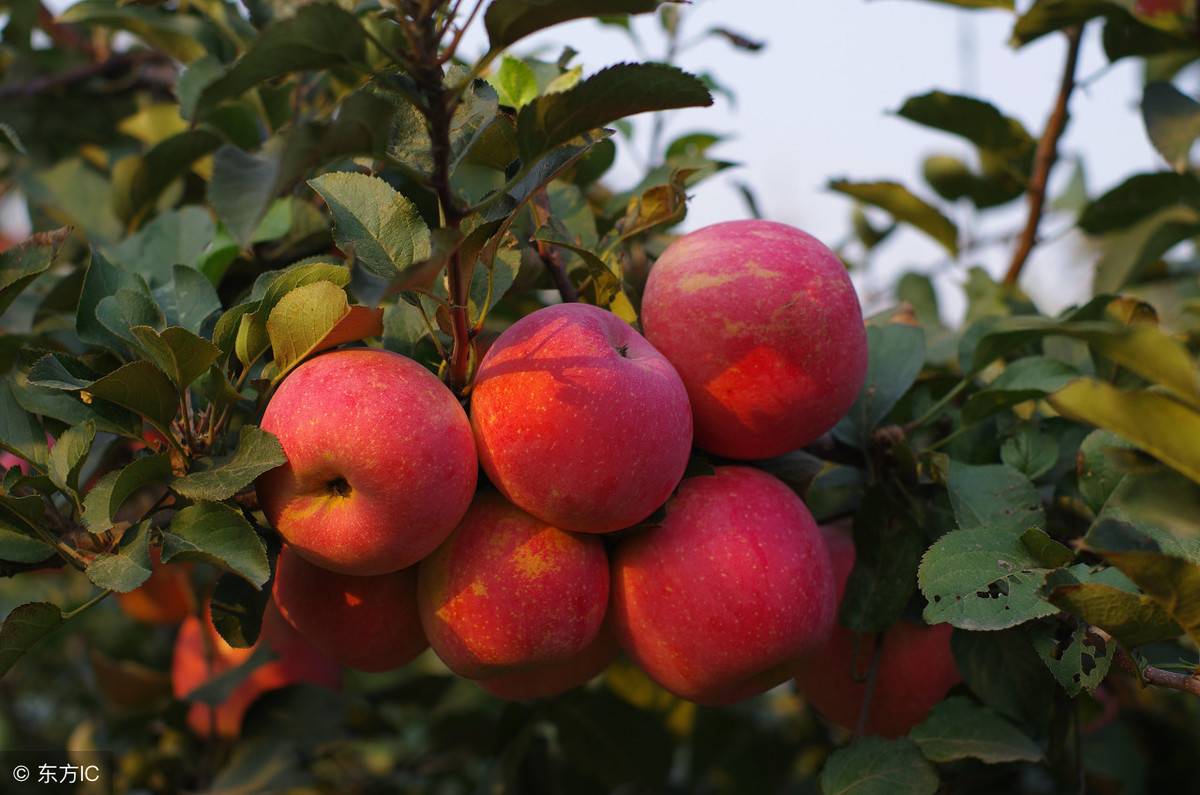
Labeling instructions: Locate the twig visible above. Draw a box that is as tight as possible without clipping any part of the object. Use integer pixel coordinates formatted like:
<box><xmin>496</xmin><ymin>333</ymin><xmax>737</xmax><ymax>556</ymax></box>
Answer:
<box><xmin>1003</xmin><ymin>25</ymin><xmax>1083</xmax><ymax>286</ymax></box>
<box><xmin>436</xmin><ymin>0</ymin><xmax>484</xmax><ymax>64</ymax></box>
<box><xmin>852</xmin><ymin>633</ymin><xmax>884</xmax><ymax>738</ymax></box>
<box><xmin>1094</xmin><ymin>627</ymin><xmax>1200</xmax><ymax>697</ymax></box>
<box><xmin>0</xmin><ymin>50</ymin><xmax>169</xmax><ymax>100</ymax></box>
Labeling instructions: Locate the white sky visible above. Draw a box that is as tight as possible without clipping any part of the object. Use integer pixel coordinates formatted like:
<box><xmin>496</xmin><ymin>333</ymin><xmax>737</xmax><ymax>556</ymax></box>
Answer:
<box><xmin>11</xmin><ymin>0</ymin><xmax>1173</xmax><ymax>323</ymax></box>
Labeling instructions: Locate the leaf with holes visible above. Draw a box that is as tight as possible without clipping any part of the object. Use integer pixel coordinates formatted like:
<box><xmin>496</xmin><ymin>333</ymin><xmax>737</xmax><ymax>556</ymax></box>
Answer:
<box><xmin>1028</xmin><ymin>620</ymin><xmax>1113</xmax><ymax>696</ymax></box>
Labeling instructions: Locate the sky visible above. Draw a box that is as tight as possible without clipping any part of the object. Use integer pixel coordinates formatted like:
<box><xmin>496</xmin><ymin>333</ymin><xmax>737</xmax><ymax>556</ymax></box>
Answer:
<box><xmin>11</xmin><ymin>0</ymin><xmax>1171</xmax><ymax>323</ymax></box>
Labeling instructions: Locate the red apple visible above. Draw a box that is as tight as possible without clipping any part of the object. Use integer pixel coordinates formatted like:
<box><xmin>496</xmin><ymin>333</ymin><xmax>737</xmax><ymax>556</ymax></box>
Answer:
<box><xmin>641</xmin><ymin>220</ymin><xmax>868</xmax><ymax>460</ymax></box>
<box><xmin>417</xmin><ymin>491</ymin><xmax>609</xmax><ymax>680</ymax></box>
<box><xmin>116</xmin><ymin>548</ymin><xmax>193</xmax><ymax>625</ymax></box>
<box><xmin>1137</xmin><ymin>0</ymin><xmax>1183</xmax><ymax>14</ymax></box>
<box><xmin>171</xmin><ymin>602</ymin><xmax>340</xmax><ymax>738</ymax></box>
<box><xmin>257</xmin><ymin>348</ymin><xmax>477</xmax><ymax>576</ymax></box>
<box><xmin>611</xmin><ymin>466</ymin><xmax>836</xmax><ymax>704</ymax></box>
<box><xmin>273</xmin><ymin>544</ymin><xmax>427</xmax><ymax>672</ymax></box>
<box><xmin>470</xmin><ymin>303</ymin><xmax>692</xmax><ymax>534</ymax></box>
<box><xmin>0</xmin><ymin>450</ymin><xmax>28</xmax><ymax>475</ymax></box>
<box><xmin>479</xmin><ymin>622</ymin><xmax>620</xmax><ymax>701</ymax></box>
<box><xmin>794</xmin><ymin>525</ymin><xmax>961</xmax><ymax>738</ymax></box>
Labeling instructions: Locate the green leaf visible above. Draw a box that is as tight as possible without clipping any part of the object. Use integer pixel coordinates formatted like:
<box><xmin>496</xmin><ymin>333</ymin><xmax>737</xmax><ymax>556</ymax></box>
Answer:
<box><xmin>1142</xmin><ymin>81</ymin><xmax>1200</xmax><ymax>172</ymax></box>
<box><xmin>1049</xmin><ymin>582</ymin><xmax>1181</xmax><ymax>647</ymax></box>
<box><xmin>59</xmin><ymin>0</ymin><xmax>212</xmax><ymax>61</ymax></box>
<box><xmin>1021</xmin><ymin>527</ymin><xmax>1074</xmax><ymax>568</ymax></box>
<box><xmin>910</xmin><ymin>696</ymin><xmax>1043</xmax><ymax>763</ymax></box>
<box><xmin>81</xmin><ymin>454</ymin><xmax>172</xmax><ymax>532</ymax></box>
<box><xmin>1092</xmin><ymin>548</ymin><xmax>1200</xmax><ymax>646</ymax></box>
<box><xmin>265</xmin><ymin>281</ymin><xmax>384</xmax><ymax>380</ymax></box>
<box><xmin>0</xmin><ymin>602</ymin><xmax>64</xmax><ymax>677</ymax></box>
<box><xmin>129</xmin><ymin>326</ymin><xmax>222</xmax><ymax>390</ymax></box>
<box><xmin>1002</xmin><ymin>424</ymin><xmax>1059</xmax><ymax>480</ymax></box>
<box><xmin>919</xmin><ymin>526</ymin><xmax>1057</xmax><ymax>630</ymax></box>
<box><xmin>207</xmin><ymin>145</ymin><xmax>281</xmax><ymax>249</ymax></box>
<box><xmin>0</xmin><ymin>376</ymin><xmax>49</xmax><ymax>470</ymax></box>
<box><xmin>517</xmin><ymin>63</ymin><xmax>712</xmax><ymax>160</ymax></box>
<box><xmin>1028</xmin><ymin>621</ymin><xmax>1113</xmax><ymax>696</ymax></box>
<box><xmin>490</xmin><ymin>55</ymin><xmax>540</xmax><ymax>108</ymax></box>
<box><xmin>1077</xmin><ymin>430</ymin><xmax>1136</xmax><ymax>513</ymax></box>
<box><xmin>195</xmin><ymin>3</ymin><xmax>366</xmax><ymax>114</ymax></box>
<box><xmin>115</xmin><ymin>130</ymin><xmax>224</xmax><ymax>222</ymax></box>
<box><xmin>210</xmin><ymin>569</ymin><xmax>272</xmax><ymax>648</ymax></box>
<box><xmin>1011</xmin><ymin>0</ymin><xmax>1114</xmax><ymax>47</ymax></box>
<box><xmin>159</xmin><ymin>265</ymin><xmax>221</xmax><ymax>334</ymax></box>
<box><xmin>840</xmin><ymin>487</ymin><xmax>923</xmax><ymax>632</ymax></box>
<box><xmin>107</xmin><ymin>206</ymin><xmax>216</xmax><ymax>287</ymax></box>
<box><xmin>307</xmin><ymin>172</ymin><xmax>431</xmax><ymax>279</ymax></box>
<box><xmin>0</xmin><ymin>527</ymin><xmax>54</xmax><ymax>564</ymax></box>
<box><xmin>29</xmin><ymin>356</ymin><xmax>179</xmax><ymax>434</ymax></box>
<box><xmin>819</xmin><ymin>737</ymin><xmax>938</xmax><ymax>795</ymax></box>
<box><xmin>76</xmin><ymin>250</ymin><xmax>152</xmax><ymax>352</ymax></box>
<box><xmin>946</xmin><ymin>461</ymin><xmax>1046</xmax><ymax>535</ymax></box>
<box><xmin>962</xmin><ymin>356</ymin><xmax>1080</xmax><ymax>422</ymax></box>
<box><xmin>172</xmin><ymin>426</ymin><xmax>286</xmax><ymax>502</ymax></box>
<box><xmin>162</xmin><ymin>501</ymin><xmax>269</xmax><ymax>588</ymax></box>
<box><xmin>96</xmin><ymin>288</ymin><xmax>166</xmax><ymax>346</ymax></box>
<box><xmin>47</xmin><ymin>421</ymin><xmax>96</xmax><ymax>497</ymax></box>
<box><xmin>233</xmin><ymin>262</ymin><xmax>351</xmax><ymax>367</ymax></box>
<box><xmin>1085</xmin><ymin>321</ymin><xmax>1200</xmax><ymax>410</ymax></box>
<box><xmin>897</xmin><ymin>91</ymin><xmax>1033</xmax><ymax>154</ymax></box>
<box><xmin>0</xmin><ymin>227</ymin><xmax>70</xmax><ymax>316</ymax></box>
<box><xmin>85</xmin><ymin>521</ymin><xmax>153</xmax><ymax>593</ymax></box>
<box><xmin>1079</xmin><ymin>172</ymin><xmax>1200</xmax><ymax>234</ymax></box>
<box><xmin>829</xmin><ymin>179</ymin><xmax>958</xmax><ymax>255</ymax></box>
<box><xmin>833</xmin><ymin>324</ymin><xmax>925</xmax><ymax>449</ymax></box>
<box><xmin>951</xmin><ymin>628</ymin><xmax>1057</xmax><ymax>726</ymax></box>
<box><xmin>1049</xmin><ymin>379</ymin><xmax>1200</xmax><ymax>487</ymax></box>
<box><xmin>484</xmin><ymin>0</ymin><xmax>662</xmax><ymax>50</ymax></box>
<box><xmin>1093</xmin><ymin>204</ymin><xmax>1200</xmax><ymax>293</ymax></box>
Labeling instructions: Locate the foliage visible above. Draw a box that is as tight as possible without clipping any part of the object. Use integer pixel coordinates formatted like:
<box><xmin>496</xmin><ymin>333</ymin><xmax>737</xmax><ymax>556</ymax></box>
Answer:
<box><xmin>2</xmin><ymin>0</ymin><xmax>1200</xmax><ymax>792</ymax></box>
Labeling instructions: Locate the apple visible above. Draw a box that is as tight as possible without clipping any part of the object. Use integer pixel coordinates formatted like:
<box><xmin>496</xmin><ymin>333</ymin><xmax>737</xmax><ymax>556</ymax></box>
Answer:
<box><xmin>256</xmin><ymin>348</ymin><xmax>478</xmax><ymax>576</ymax></box>
<box><xmin>273</xmin><ymin>544</ymin><xmax>427</xmax><ymax>672</ymax></box>
<box><xmin>793</xmin><ymin>525</ymin><xmax>961</xmax><ymax>738</ymax></box>
<box><xmin>470</xmin><ymin>303</ymin><xmax>692</xmax><ymax>534</ymax></box>
<box><xmin>171</xmin><ymin>602</ymin><xmax>340</xmax><ymax>739</ymax></box>
<box><xmin>640</xmin><ymin>220</ymin><xmax>868</xmax><ymax>460</ymax></box>
<box><xmin>116</xmin><ymin>548</ymin><xmax>193</xmax><ymax>625</ymax></box>
<box><xmin>417</xmin><ymin>491</ymin><xmax>609</xmax><ymax>680</ymax></box>
<box><xmin>1137</xmin><ymin>0</ymin><xmax>1183</xmax><ymax>14</ymax></box>
<box><xmin>611</xmin><ymin>466</ymin><xmax>836</xmax><ymax>705</ymax></box>
<box><xmin>0</xmin><ymin>450</ymin><xmax>28</xmax><ymax>475</ymax></box>
<box><xmin>479</xmin><ymin>622</ymin><xmax>619</xmax><ymax>701</ymax></box>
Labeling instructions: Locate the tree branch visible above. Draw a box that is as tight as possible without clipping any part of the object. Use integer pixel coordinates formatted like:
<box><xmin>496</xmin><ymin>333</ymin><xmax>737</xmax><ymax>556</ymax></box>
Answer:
<box><xmin>0</xmin><ymin>50</ymin><xmax>171</xmax><ymax>100</ymax></box>
<box><xmin>1111</xmin><ymin>645</ymin><xmax>1200</xmax><ymax>697</ymax></box>
<box><xmin>1003</xmin><ymin>24</ymin><xmax>1083</xmax><ymax>286</ymax></box>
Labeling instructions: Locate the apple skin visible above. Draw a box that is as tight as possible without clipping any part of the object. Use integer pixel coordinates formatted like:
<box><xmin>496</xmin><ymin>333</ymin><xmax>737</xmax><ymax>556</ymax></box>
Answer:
<box><xmin>470</xmin><ymin>303</ymin><xmax>692</xmax><ymax>534</ymax></box>
<box><xmin>610</xmin><ymin>466</ymin><xmax>836</xmax><ymax>705</ymax></box>
<box><xmin>0</xmin><ymin>451</ymin><xmax>28</xmax><ymax>475</ymax></box>
<box><xmin>794</xmin><ymin>525</ymin><xmax>961</xmax><ymax>738</ymax></box>
<box><xmin>116</xmin><ymin>548</ymin><xmax>193</xmax><ymax>625</ymax></box>
<box><xmin>257</xmin><ymin>348</ymin><xmax>477</xmax><ymax>576</ymax></box>
<box><xmin>171</xmin><ymin>603</ymin><xmax>340</xmax><ymax>739</ymax></box>
<box><xmin>641</xmin><ymin>220</ymin><xmax>868</xmax><ymax>460</ymax></box>
<box><xmin>480</xmin><ymin>622</ymin><xmax>619</xmax><ymax>701</ymax></box>
<box><xmin>273</xmin><ymin>544</ymin><xmax>427</xmax><ymax>673</ymax></box>
<box><xmin>417</xmin><ymin>491</ymin><xmax>609</xmax><ymax>680</ymax></box>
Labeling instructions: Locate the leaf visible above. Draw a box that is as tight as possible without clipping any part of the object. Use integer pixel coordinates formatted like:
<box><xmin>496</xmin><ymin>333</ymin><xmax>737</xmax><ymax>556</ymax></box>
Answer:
<box><xmin>489</xmin><ymin>55</ymin><xmax>540</xmax><ymax>108</ymax></box>
<box><xmin>913</xmin><ymin>0</ymin><xmax>1013</xmax><ymax>7</ymax></box>
<box><xmin>517</xmin><ymin>63</ymin><xmax>712</xmax><ymax>160</ymax></box>
<box><xmin>833</xmin><ymin>324</ymin><xmax>925</xmax><ymax>449</ymax></box>
<box><xmin>1049</xmin><ymin>379</ymin><xmax>1200</xmax><ymax>487</ymax></box>
<box><xmin>0</xmin><ymin>603</ymin><xmax>64</xmax><ymax>677</ymax></box>
<box><xmin>840</xmin><ymin>487</ymin><xmax>923</xmax><ymax>632</ymax></box>
<box><xmin>962</xmin><ymin>356</ymin><xmax>1080</xmax><ymax>422</ymax></box>
<box><xmin>1142</xmin><ymin>81</ymin><xmax>1200</xmax><ymax>172</ymax></box>
<box><xmin>81</xmin><ymin>454</ymin><xmax>172</xmax><ymax>532</ymax></box>
<box><xmin>162</xmin><ymin>501</ymin><xmax>269</xmax><ymax>587</ymax></box>
<box><xmin>96</xmin><ymin>288</ymin><xmax>166</xmax><ymax>346</ymax></box>
<box><xmin>107</xmin><ymin>206</ymin><xmax>216</xmax><ymax>287</ymax></box>
<box><xmin>115</xmin><ymin>129</ymin><xmax>224</xmax><ymax>221</ymax></box>
<box><xmin>1077</xmin><ymin>430</ymin><xmax>1136</xmax><ymax>513</ymax></box>
<box><xmin>919</xmin><ymin>526</ymin><xmax>1057</xmax><ymax>630</ymax></box>
<box><xmin>946</xmin><ymin>461</ymin><xmax>1046</xmax><ymax>535</ymax></box>
<box><xmin>1011</xmin><ymin>0</ymin><xmax>1114</xmax><ymax>47</ymax></box>
<box><xmin>0</xmin><ymin>376</ymin><xmax>49</xmax><ymax>470</ymax></box>
<box><xmin>265</xmin><ymin>281</ymin><xmax>384</xmax><ymax>380</ymax></box>
<box><xmin>1079</xmin><ymin>171</ymin><xmax>1200</xmax><ymax>234</ymax></box>
<box><xmin>130</xmin><ymin>326</ymin><xmax>222</xmax><ymax>390</ymax></box>
<box><xmin>829</xmin><ymin>180</ymin><xmax>958</xmax><ymax>255</ymax></box>
<box><xmin>910</xmin><ymin>697</ymin><xmax>1043</xmax><ymax>763</ymax></box>
<box><xmin>30</xmin><ymin>357</ymin><xmax>180</xmax><ymax>434</ymax></box>
<box><xmin>58</xmin><ymin>0</ymin><xmax>212</xmax><ymax>61</ymax></box>
<box><xmin>951</xmin><ymin>628</ymin><xmax>1057</xmax><ymax>726</ymax></box>
<box><xmin>85</xmin><ymin>521</ymin><xmax>153</xmax><ymax>593</ymax></box>
<box><xmin>0</xmin><ymin>227</ymin><xmax>69</xmax><ymax>316</ymax></box>
<box><xmin>1021</xmin><ymin>527</ymin><xmax>1074</xmax><ymax>568</ymax></box>
<box><xmin>159</xmin><ymin>265</ymin><xmax>222</xmax><ymax>334</ymax></box>
<box><xmin>307</xmin><ymin>172</ymin><xmax>431</xmax><ymax>279</ymax></box>
<box><xmin>1085</xmin><ymin>321</ymin><xmax>1200</xmax><ymax>410</ymax></box>
<box><xmin>819</xmin><ymin>737</ymin><xmax>938</xmax><ymax>795</ymax></box>
<box><xmin>195</xmin><ymin>3</ymin><xmax>366</xmax><ymax>114</ymax></box>
<box><xmin>76</xmin><ymin>250</ymin><xmax>152</xmax><ymax>352</ymax></box>
<box><xmin>47</xmin><ymin>421</ymin><xmax>96</xmax><ymax>497</ymax></box>
<box><xmin>1049</xmin><ymin>582</ymin><xmax>1181</xmax><ymax>647</ymax></box>
<box><xmin>1002</xmin><ymin>425</ymin><xmax>1059</xmax><ymax>480</ymax></box>
<box><xmin>233</xmin><ymin>262</ymin><xmax>352</xmax><ymax>367</ymax></box>
<box><xmin>484</xmin><ymin>0</ymin><xmax>662</xmax><ymax>50</ymax></box>
<box><xmin>173</xmin><ymin>426</ymin><xmax>286</xmax><ymax>501</ymax></box>
<box><xmin>897</xmin><ymin>91</ymin><xmax>1033</xmax><ymax>154</ymax></box>
<box><xmin>207</xmin><ymin>145</ymin><xmax>281</xmax><ymax>249</ymax></box>
<box><xmin>210</xmin><ymin>569</ymin><xmax>272</xmax><ymax>649</ymax></box>
<box><xmin>0</xmin><ymin>527</ymin><xmax>54</xmax><ymax>564</ymax></box>
<box><xmin>1092</xmin><ymin>548</ymin><xmax>1200</xmax><ymax>646</ymax></box>
<box><xmin>1028</xmin><ymin>621</ymin><xmax>1113</xmax><ymax>696</ymax></box>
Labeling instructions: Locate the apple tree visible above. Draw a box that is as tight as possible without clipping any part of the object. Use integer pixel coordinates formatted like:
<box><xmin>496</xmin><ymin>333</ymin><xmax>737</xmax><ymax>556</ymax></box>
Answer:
<box><xmin>1</xmin><ymin>0</ymin><xmax>1200</xmax><ymax>792</ymax></box>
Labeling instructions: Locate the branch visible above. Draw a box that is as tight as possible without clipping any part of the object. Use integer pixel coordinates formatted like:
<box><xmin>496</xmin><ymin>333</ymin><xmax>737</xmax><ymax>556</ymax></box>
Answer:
<box><xmin>1111</xmin><ymin>644</ymin><xmax>1200</xmax><ymax>697</ymax></box>
<box><xmin>1003</xmin><ymin>24</ymin><xmax>1083</xmax><ymax>286</ymax></box>
<box><xmin>0</xmin><ymin>50</ymin><xmax>171</xmax><ymax>100</ymax></box>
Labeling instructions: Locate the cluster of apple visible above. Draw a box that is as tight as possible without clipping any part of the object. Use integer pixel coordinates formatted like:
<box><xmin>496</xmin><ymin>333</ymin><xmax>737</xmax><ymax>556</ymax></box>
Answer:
<box><xmin>168</xmin><ymin>220</ymin><xmax>960</xmax><ymax>738</ymax></box>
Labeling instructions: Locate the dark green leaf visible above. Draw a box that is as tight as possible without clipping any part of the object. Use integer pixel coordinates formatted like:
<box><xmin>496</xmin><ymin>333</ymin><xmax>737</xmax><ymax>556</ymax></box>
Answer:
<box><xmin>307</xmin><ymin>172</ymin><xmax>431</xmax><ymax>279</ymax></box>
<box><xmin>833</xmin><ymin>324</ymin><xmax>925</xmax><ymax>449</ymax></box>
<box><xmin>1012</xmin><ymin>0</ymin><xmax>1113</xmax><ymax>47</ymax></box>
<box><xmin>1079</xmin><ymin>172</ymin><xmax>1200</xmax><ymax>234</ymax></box>
<box><xmin>47</xmin><ymin>421</ymin><xmax>96</xmax><ymax>497</ymax></box>
<box><xmin>85</xmin><ymin>520</ymin><xmax>153</xmax><ymax>593</ymax></box>
<box><xmin>81</xmin><ymin>454</ymin><xmax>172</xmax><ymax>532</ymax></box>
<box><xmin>951</xmin><ymin>628</ymin><xmax>1057</xmax><ymax>726</ymax></box>
<box><xmin>0</xmin><ymin>376</ymin><xmax>49</xmax><ymax>470</ymax></box>
<box><xmin>946</xmin><ymin>461</ymin><xmax>1045</xmax><ymax>535</ymax></box>
<box><xmin>173</xmin><ymin>426</ymin><xmax>286</xmax><ymax>502</ymax></box>
<box><xmin>840</xmin><ymin>487</ymin><xmax>923</xmax><ymax>632</ymax></box>
<box><xmin>898</xmin><ymin>91</ymin><xmax>1033</xmax><ymax>153</ymax></box>
<box><xmin>0</xmin><ymin>227</ymin><xmax>69</xmax><ymax>316</ymax></box>
<box><xmin>1142</xmin><ymin>81</ymin><xmax>1200</xmax><ymax>172</ymax></box>
<box><xmin>1028</xmin><ymin>620</ymin><xmax>1113</xmax><ymax>696</ymax></box>
<box><xmin>76</xmin><ymin>250</ymin><xmax>152</xmax><ymax>352</ymax></box>
<box><xmin>962</xmin><ymin>356</ymin><xmax>1080</xmax><ymax>422</ymax></box>
<box><xmin>162</xmin><ymin>501</ymin><xmax>269</xmax><ymax>587</ymax></box>
<box><xmin>820</xmin><ymin>737</ymin><xmax>938</xmax><ymax>795</ymax></box>
<box><xmin>910</xmin><ymin>696</ymin><xmax>1043</xmax><ymax>763</ymax></box>
<box><xmin>1002</xmin><ymin>425</ymin><xmax>1059</xmax><ymax>480</ymax></box>
<box><xmin>0</xmin><ymin>602</ymin><xmax>63</xmax><ymax>677</ymax></box>
<box><xmin>484</xmin><ymin>0</ymin><xmax>662</xmax><ymax>50</ymax></box>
